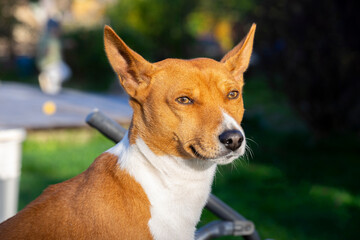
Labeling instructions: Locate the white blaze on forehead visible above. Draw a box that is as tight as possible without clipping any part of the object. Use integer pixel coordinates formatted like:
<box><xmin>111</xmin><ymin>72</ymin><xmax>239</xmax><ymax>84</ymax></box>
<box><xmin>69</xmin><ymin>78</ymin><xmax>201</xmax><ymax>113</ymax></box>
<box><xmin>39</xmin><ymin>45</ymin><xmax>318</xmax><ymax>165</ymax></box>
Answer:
<box><xmin>221</xmin><ymin>111</ymin><xmax>246</xmax><ymax>152</ymax></box>
<box><xmin>222</xmin><ymin>111</ymin><xmax>241</xmax><ymax>131</ymax></box>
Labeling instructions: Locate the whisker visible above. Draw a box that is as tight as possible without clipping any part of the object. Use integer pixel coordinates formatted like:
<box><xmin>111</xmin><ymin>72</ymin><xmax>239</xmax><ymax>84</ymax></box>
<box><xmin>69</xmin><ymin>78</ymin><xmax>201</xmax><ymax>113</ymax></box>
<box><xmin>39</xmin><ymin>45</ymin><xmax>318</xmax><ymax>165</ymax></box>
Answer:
<box><xmin>245</xmin><ymin>146</ymin><xmax>256</xmax><ymax>161</ymax></box>
<box><xmin>246</xmin><ymin>137</ymin><xmax>258</xmax><ymax>146</ymax></box>
<box><xmin>230</xmin><ymin>160</ymin><xmax>238</xmax><ymax>172</ymax></box>
<box><xmin>216</xmin><ymin>166</ymin><xmax>224</xmax><ymax>177</ymax></box>
<box><xmin>232</xmin><ymin>159</ymin><xmax>241</xmax><ymax>170</ymax></box>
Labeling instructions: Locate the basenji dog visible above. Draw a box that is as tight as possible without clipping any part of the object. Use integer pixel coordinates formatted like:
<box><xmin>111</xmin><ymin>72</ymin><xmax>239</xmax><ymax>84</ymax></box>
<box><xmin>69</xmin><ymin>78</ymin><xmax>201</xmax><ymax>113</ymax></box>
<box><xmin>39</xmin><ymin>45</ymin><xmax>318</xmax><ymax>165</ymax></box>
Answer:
<box><xmin>0</xmin><ymin>23</ymin><xmax>256</xmax><ymax>240</ymax></box>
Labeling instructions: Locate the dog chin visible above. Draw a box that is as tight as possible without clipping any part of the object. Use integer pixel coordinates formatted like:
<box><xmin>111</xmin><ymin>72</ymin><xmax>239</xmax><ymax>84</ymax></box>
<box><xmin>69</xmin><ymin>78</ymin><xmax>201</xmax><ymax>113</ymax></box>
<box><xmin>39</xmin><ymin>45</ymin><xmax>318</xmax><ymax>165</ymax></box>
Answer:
<box><xmin>209</xmin><ymin>153</ymin><xmax>239</xmax><ymax>165</ymax></box>
<box><xmin>210</xmin><ymin>146</ymin><xmax>245</xmax><ymax>165</ymax></box>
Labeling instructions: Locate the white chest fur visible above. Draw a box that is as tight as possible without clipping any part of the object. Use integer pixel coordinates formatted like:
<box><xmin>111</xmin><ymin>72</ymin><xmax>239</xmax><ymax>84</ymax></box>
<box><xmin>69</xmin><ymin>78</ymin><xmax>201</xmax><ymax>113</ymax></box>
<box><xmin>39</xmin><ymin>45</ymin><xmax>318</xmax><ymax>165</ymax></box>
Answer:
<box><xmin>107</xmin><ymin>133</ymin><xmax>217</xmax><ymax>240</ymax></box>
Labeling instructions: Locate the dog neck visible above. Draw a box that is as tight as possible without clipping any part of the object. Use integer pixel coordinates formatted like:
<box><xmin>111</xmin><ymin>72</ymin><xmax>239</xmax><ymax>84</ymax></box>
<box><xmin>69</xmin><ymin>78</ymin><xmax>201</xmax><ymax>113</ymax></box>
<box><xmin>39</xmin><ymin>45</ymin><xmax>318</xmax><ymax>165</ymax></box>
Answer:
<box><xmin>107</xmin><ymin>131</ymin><xmax>217</xmax><ymax>240</ymax></box>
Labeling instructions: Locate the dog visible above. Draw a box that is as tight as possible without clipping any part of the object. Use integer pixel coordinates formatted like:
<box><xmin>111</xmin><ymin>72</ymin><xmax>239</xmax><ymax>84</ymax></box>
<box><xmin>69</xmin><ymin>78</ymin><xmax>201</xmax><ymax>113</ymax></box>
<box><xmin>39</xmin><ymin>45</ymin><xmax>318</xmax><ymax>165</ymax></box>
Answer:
<box><xmin>0</xmin><ymin>23</ymin><xmax>256</xmax><ymax>240</ymax></box>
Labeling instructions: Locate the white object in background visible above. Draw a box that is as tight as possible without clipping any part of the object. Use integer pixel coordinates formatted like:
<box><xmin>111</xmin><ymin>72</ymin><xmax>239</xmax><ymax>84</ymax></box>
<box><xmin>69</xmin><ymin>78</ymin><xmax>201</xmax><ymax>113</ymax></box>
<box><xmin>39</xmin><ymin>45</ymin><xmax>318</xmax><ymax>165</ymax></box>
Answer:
<box><xmin>0</xmin><ymin>128</ymin><xmax>26</xmax><ymax>223</ymax></box>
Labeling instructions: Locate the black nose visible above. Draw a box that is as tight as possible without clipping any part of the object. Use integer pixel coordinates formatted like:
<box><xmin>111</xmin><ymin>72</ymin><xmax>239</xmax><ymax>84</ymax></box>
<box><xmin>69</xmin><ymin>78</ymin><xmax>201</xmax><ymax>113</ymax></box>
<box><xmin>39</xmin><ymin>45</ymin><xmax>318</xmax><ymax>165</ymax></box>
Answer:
<box><xmin>219</xmin><ymin>130</ymin><xmax>244</xmax><ymax>151</ymax></box>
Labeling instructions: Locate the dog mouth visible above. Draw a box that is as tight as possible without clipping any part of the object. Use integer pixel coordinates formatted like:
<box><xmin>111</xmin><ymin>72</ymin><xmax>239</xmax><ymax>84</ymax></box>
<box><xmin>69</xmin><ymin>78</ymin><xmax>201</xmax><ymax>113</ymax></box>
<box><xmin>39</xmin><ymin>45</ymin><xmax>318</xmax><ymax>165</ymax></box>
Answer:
<box><xmin>189</xmin><ymin>144</ymin><xmax>230</xmax><ymax>160</ymax></box>
<box><xmin>189</xmin><ymin>144</ymin><xmax>241</xmax><ymax>164</ymax></box>
<box><xmin>187</xmin><ymin>143</ymin><xmax>244</xmax><ymax>166</ymax></box>
<box><xmin>189</xmin><ymin>145</ymin><xmax>208</xmax><ymax>159</ymax></box>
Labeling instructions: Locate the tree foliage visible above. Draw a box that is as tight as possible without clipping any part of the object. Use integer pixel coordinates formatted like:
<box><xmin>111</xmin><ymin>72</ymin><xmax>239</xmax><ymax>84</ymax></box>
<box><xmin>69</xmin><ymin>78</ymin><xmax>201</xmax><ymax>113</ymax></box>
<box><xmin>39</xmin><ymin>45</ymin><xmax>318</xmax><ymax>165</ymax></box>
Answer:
<box><xmin>107</xmin><ymin>0</ymin><xmax>197</xmax><ymax>61</ymax></box>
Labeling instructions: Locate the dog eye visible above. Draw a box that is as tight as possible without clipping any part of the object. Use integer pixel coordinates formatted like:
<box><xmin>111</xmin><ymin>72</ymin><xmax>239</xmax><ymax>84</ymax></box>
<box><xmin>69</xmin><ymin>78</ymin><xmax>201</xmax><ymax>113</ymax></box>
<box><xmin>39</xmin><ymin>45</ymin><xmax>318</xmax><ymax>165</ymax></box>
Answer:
<box><xmin>176</xmin><ymin>96</ymin><xmax>193</xmax><ymax>105</ymax></box>
<box><xmin>227</xmin><ymin>91</ymin><xmax>239</xmax><ymax>99</ymax></box>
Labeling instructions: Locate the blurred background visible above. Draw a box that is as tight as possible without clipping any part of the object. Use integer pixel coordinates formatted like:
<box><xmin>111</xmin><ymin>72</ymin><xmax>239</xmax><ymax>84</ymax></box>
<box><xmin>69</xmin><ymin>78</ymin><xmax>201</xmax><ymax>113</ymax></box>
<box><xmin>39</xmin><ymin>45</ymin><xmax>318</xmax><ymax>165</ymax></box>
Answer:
<box><xmin>0</xmin><ymin>0</ymin><xmax>359</xmax><ymax>239</ymax></box>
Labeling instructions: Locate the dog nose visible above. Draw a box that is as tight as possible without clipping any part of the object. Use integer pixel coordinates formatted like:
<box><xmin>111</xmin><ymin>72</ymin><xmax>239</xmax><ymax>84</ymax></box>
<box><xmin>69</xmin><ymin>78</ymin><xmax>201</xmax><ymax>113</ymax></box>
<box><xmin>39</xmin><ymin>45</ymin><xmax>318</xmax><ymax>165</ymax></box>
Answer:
<box><xmin>219</xmin><ymin>130</ymin><xmax>244</xmax><ymax>151</ymax></box>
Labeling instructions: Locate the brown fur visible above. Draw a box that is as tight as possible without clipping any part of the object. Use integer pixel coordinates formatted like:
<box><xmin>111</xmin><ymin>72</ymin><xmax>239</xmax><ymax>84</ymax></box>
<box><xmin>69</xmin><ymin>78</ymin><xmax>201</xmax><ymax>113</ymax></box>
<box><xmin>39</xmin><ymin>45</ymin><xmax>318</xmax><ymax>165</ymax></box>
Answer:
<box><xmin>0</xmin><ymin>153</ymin><xmax>152</xmax><ymax>239</ymax></box>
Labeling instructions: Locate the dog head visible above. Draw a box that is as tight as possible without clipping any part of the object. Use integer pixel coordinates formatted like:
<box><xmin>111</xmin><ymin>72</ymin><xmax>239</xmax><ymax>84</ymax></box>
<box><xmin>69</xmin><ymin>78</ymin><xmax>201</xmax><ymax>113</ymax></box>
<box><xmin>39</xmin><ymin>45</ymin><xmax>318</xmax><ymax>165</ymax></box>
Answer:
<box><xmin>104</xmin><ymin>24</ymin><xmax>255</xmax><ymax>165</ymax></box>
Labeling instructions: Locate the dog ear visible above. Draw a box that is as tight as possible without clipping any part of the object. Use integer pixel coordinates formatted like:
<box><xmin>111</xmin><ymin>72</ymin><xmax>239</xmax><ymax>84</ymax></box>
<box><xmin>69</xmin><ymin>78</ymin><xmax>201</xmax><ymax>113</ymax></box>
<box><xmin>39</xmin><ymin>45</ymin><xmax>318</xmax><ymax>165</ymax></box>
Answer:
<box><xmin>221</xmin><ymin>23</ymin><xmax>256</xmax><ymax>81</ymax></box>
<box><xmin>104</xmin><ymin>25</ymin><xmax>154</xmax><ymax>98</ymax></box>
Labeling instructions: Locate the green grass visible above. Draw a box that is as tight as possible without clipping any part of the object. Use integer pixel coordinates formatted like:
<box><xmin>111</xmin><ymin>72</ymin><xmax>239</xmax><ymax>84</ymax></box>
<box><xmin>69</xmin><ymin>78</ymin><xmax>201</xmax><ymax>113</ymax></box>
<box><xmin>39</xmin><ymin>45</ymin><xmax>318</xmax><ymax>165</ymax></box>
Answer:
<box><xmin>19</xmin><ymin>129</ymin><xmax>114</xmax><ymax>209</ymax></box>
<box><xmin>18</xmin><ymin>76</ymin><xmax>359</xmax><ymax>239</ymax></box>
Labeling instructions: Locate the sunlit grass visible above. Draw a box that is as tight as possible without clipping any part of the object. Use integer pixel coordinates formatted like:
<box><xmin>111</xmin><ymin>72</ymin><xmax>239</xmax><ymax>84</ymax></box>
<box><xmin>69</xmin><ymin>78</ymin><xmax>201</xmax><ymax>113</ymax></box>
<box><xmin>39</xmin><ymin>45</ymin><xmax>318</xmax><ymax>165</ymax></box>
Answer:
<box><xmin>19</xmin><ymin>129</ymin><xmax>114</xmax><ymax>209</ymax></box>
